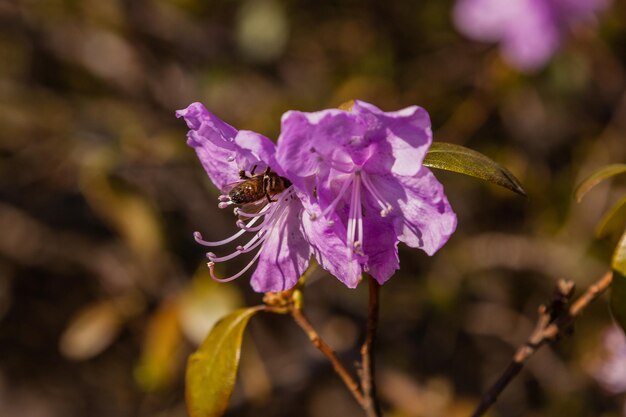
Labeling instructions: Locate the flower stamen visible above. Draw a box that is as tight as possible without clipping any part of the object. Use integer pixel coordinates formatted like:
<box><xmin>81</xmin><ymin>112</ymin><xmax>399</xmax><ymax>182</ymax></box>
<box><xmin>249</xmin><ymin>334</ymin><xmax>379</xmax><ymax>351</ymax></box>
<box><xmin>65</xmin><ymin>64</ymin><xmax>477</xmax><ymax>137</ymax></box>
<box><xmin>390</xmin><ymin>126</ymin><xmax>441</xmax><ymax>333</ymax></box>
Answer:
<box><xmin>361</xmin><ymin>172</ymin><xmax>393</xmax><ymax>217</ymax></box>
<box><xmin>311</xmin><ymin>176</ymin><xmax>353</xmax><ymax>221</ymax></box>
<box><xmin>207</xmin><ymin>247</ymin><xmax>263</xmax><ymax>282</ymax></box>
<box><xmin>347</xmin><ymin>173</ymin><xmax>364</xmax><ymax>257</ymax></box>
<box><xmin>204</xmin><ymin>187</ymin><xmax>294</xmax><ymax>283</ymax></box>
<box><xmin>206</xmin><ymin>231</ymin><xmax>267</xmax><ymax>262</ymax></box>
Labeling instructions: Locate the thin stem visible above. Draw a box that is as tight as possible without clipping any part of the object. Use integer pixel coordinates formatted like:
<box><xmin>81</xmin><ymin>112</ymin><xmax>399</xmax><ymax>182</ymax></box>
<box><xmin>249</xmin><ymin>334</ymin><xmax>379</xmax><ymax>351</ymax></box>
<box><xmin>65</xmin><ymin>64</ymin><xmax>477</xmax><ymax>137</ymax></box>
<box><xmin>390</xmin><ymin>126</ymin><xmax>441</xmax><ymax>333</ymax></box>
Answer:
<box><xmin>291</xmin><ymin>306</ymin><xmax>365</xmax><ymax>406</ymax></box>
<box><xmin>361</xmin><ymin>277</ymin><xmax>382</xmax><ymax>417</ymax></box>
<box><xmin>471</xmin><ymin>271</ymin><xmax>613</xmax><ymax>417</ymax></box>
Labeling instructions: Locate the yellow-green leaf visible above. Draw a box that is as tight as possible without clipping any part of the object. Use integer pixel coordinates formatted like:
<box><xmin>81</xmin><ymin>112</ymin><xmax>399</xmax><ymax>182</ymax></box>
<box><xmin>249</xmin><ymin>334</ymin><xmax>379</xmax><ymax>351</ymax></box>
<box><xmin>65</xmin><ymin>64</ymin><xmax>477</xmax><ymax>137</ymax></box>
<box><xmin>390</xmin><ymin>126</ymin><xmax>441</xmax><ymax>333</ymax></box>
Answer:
<box><xmin>135</xmin><ymin>300</ymin><xmax>183</xmax><ymax>391</ymax></box>
<box><xmin>611</xmin><ymin>231</ymin><xmax>626</xmax><ymax>335</ymax></box>
<box><xmin>610</xmin><ymin>271</ymin><xmax>626</xmax><ymax>336</ymax></box>
<box><xmin>186</xmin><ymin>307</ymin><xmax>262</xmax><ymax>417</ymax></box>
<box><xmin>574</xmin><ymin>163</ymin><xmax>626</xmax><ymax>203</ymax></box>
<box><xmin>423</xmin><ymin>142</ymin><xmax>526</xmax><ymax>196</ymax></box>
<box><xmin>612</xmin><ymin>229</ymin><xmax>626</xmax><ymax>277</ymax></box>
<box><xmin>596</xmin><ymin>195</ymin><xmax>626</xmax><ymax>238</ymax></box>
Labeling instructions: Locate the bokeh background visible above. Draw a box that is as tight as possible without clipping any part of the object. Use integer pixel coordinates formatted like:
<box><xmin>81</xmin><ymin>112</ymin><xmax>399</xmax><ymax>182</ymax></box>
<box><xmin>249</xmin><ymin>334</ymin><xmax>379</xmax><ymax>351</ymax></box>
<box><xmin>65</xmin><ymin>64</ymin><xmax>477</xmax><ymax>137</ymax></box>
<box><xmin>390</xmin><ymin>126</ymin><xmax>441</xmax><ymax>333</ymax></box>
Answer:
<box><xmin>2</xmin><ymin>0</ymin><xmax>626</xmax><ymax>416</ymax></box>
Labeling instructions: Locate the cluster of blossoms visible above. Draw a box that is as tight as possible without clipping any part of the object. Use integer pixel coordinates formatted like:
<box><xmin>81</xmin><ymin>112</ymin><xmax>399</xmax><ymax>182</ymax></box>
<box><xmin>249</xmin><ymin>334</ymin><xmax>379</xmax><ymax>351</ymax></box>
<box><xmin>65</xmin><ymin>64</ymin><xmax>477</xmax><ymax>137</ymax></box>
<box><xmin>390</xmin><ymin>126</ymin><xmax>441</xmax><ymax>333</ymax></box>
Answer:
<box><xmin>177</xmin><ymin>100</ymin><xmax>457</xmax><ymax>293</ymax></box>
<box><xmin>453</xmin><ymin>0</ymin><xmax>611</xmax><ymax>71</ymax></box>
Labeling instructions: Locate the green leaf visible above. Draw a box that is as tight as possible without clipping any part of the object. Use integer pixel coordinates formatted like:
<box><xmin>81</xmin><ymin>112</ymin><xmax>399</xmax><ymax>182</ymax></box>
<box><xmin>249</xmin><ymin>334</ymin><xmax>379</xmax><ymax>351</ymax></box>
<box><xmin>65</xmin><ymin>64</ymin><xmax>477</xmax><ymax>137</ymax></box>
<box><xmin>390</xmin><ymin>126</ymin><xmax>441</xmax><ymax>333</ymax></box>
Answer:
<box><xmin>611</xmin><ymin>231</ymin><xmax>626</xmax><ymax>335</ymax></box>
<box><xmin>186</xmin><ymin>307</ymin><xmax>262</xmax><ymax>417</ymax></box>
<box><xmin>595</xmin><ymin>195</ymin><xmax>626</xmax><ymax>238</ymax></box>
<box><xmin>610</xmin><ymin>271</ymin><xmax>626</xmax><ymax>335</ymax></box>
<box><xmin>423</xmin><ymin>142</ymin><xmax>526</xmax><ymax>196</ymax></box>
<box><xmin>612</xmin><ymin>229</ymin><xmax>626</xmax><ymax>277</ymax></box>
<box><xmin>574</xmin><ymin>163</ymin><xmax>626</xmax><ymax>203</ymax></box>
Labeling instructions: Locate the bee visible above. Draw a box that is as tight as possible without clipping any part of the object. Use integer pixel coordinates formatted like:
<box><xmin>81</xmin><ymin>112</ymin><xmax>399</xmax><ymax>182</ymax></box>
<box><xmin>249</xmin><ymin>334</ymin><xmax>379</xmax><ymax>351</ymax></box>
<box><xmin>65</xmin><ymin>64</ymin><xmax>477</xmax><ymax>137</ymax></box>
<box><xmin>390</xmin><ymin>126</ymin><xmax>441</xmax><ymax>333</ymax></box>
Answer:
<box><xmin>228</xmin><ymin>165</ymin><xmax>292</xmax><ymax>205</ymax></box>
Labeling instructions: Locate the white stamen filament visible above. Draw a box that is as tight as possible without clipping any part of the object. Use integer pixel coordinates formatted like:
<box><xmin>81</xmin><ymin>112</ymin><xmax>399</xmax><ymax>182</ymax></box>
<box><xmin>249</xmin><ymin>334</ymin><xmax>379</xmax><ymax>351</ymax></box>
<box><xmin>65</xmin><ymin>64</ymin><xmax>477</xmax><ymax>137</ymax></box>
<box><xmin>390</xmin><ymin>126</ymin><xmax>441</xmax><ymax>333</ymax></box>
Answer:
<box><xmin>327</xmin><ymin>158</ymin><xmax>354</xmax><ymax>173</ymax></box>
<box><xmin>319</xmin><ymin>168</ymin><xmax>394</xmax><ymax>260</ymax></box>
<box><xmin>361</xmin><ymin>172</ymin><xmax>393</xmax><ymax>217</ymax></box>
<box><xmin>346</xmin><ymin>173</ymin><xmax>364</xmax><ymax>257</ymax></box>
<box><xmin>311</xmin><ymin>176</ymin><xmax>353</xmax><ymax>221</ymax></box>
<box><xmin>193</xmin><ymin>215</ymin><xmax>262</xmax><ymax>247</ymax></box>
<box><xmin>201</xmin><ymin>188</ymin><xmax>293</xmax><ymax>283</ymax></box>
<box><xmin>208</xmin><ymin>248</ymin><xmax>263</xmax><ymax>282</ymax></box>
<box><xmin>236</xmin><ymin>218</ymin><xmax>266</xmax><ymax>232</ymax></box>
<box><xmin>235</xmin><ymin>204</ymin><xmax>271</xmax><ymax>218</ymax></box>
<box><xmin>206</xmin><ymin>231</ymin><xmax>267</xmax><ymax>262</ymax></box>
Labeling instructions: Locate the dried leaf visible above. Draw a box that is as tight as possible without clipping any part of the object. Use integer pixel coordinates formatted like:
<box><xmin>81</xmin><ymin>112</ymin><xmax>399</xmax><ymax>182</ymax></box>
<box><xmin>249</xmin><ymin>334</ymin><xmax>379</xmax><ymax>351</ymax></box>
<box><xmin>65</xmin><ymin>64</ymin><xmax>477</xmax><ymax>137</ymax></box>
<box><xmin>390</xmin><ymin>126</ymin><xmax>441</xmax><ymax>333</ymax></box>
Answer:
<box><xmin>59</xmin><ymin>300</ymin><xmax>123</xmax><ymax>360</ymax></box>
<box><xmin>135</xmin><ymin>300</ymin><xmax>183</xmax><ymax>391</ymax></box>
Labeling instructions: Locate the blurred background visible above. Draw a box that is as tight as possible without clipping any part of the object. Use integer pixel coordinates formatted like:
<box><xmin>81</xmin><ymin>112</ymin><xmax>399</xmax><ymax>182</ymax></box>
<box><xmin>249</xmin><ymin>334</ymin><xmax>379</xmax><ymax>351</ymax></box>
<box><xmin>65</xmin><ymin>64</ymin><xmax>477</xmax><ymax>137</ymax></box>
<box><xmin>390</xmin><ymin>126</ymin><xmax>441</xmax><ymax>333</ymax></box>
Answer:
<box><xmin>1</xmin><ymin>0</ymin><xmax>626</xmax><ymax>416</ymax></box>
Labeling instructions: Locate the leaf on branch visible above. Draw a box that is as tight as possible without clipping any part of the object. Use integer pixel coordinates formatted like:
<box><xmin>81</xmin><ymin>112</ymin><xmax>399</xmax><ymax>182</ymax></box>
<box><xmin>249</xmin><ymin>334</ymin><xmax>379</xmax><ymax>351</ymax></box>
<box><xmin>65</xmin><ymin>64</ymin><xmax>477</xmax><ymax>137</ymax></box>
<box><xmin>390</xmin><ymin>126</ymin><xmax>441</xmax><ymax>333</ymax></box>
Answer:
<box><xmin>423</xmin><ymin>142</ymin><xmax>526</xmax><ymax>196</ymax></box>
<box><xmin>611</xmin><ymin>231</ymin><xmax>626</xmax><ymax>335</ymax></box>
<box><xmin>612</xmin><ymin>229</ymin><xmax>626</xmax><ymax>277</ymax></box>
<box><xmin>186</xmin><ymin>307</ymin><xmax>263</xmax><ymax>417</ymax></box>
<box><xmin>574</xmin><ymin>163</ymin><xmax>626</xmax><ymax>203</ymax></box>
<box><xmin>596</xmin><ymin>195</ymin><xmax>626</xmax><ymax>238</ymax></box>
<box><xmin>610</xmin><ymin>272</ymin><xmax>626</xmax><ymax>336</ymax></box>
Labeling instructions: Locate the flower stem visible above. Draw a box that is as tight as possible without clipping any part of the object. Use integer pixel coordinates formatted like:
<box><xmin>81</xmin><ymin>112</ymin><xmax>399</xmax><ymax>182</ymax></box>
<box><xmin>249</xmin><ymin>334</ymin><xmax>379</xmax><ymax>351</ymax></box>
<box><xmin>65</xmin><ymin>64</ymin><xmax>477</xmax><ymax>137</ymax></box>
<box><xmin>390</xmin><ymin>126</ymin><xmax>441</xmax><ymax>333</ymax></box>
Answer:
<box><xmin>291</xmin><ymin>306</ymin><xmax>365</xmax><ymax>406</ymax></box>
<box><xmin>360</xmin><ymin>277</ymin><xmax>382</xmax><ymax>417</ymax></box>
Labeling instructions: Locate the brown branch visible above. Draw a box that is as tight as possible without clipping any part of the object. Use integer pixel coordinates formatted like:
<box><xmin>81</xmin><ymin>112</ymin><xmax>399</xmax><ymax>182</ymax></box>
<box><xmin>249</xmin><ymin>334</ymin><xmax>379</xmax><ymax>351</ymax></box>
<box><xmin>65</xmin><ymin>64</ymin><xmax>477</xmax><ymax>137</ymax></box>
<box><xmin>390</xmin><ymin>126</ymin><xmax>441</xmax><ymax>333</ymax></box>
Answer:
<box><xmin>291</xmin><ymin>306</ymin><xmax>365</xmax><ymax>406</ymax></box>
<box><xmin>471</xmin><ymin>271</ymin><xmax>613</xmax><ymax>417</ymax></box>
<box><xmin>360</xmin><ymin>277</ymin><xmax>383</xmax><ymax>417</ymax></box>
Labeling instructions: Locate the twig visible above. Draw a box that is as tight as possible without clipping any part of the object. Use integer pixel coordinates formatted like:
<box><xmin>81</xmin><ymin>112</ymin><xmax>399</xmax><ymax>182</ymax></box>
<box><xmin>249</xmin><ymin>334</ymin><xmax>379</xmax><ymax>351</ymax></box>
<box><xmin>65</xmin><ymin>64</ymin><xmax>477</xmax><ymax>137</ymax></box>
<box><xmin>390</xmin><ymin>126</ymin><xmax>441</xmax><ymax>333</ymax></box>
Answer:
<box><xmin>360</xmin><ymin>277</ymin><xmax>383</xmax><ymax>417</ymax></box>
<box><xmin>471</xmin><ymin>271</ymin><xmax>614</xmax><ymax>417</ymax></box>
<box><xmin>291</xmin><ymin>306</ymin><xmax>365</xmax><ymax>406</ymax></box>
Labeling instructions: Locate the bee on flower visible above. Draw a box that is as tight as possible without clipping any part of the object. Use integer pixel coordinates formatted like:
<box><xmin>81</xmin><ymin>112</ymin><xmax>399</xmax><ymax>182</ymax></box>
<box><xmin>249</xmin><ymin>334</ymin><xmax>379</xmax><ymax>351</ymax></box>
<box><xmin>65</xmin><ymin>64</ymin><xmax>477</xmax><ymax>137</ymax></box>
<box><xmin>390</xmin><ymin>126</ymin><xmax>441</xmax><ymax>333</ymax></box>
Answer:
<box><xmin>177</xmin><ymin>103</ymin><xmax>310</xmax><ymax>292</ymax></box>
<box><xmin>178</xmin><ymin>100</ymin><xmax>457</xmax><ymax>292</ymax></box>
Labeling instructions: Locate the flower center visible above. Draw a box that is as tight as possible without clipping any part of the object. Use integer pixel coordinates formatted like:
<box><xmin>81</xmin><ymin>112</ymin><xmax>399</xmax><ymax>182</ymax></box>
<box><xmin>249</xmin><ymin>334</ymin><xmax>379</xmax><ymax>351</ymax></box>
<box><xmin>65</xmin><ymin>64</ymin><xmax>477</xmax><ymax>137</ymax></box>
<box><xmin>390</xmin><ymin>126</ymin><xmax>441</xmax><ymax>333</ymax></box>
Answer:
<box><xmin>312</xmin><ymin>170</ymin><xmax>393</xmax><ymax>259</ymax></box>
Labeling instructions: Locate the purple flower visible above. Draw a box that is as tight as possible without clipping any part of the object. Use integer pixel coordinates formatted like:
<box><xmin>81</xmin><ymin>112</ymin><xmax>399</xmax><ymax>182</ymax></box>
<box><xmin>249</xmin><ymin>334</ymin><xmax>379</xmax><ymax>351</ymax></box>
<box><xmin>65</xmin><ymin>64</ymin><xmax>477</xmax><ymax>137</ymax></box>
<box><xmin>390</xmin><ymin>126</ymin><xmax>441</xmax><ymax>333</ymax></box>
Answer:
<box><xmin>453</xmin><ymin>0</ymin><xmax>611</xmax><ymax>71</ymax></box>
<box><xmin>591</xmin><ymin>326</ymin><xmax>626</xmax><ymax>394</ymax></box>
<box><xmin>275</xmin><ymin>100</ymin><xmax>457</xmax><ymax>288</ymax></box>
<box><xmin>177</xmin><ymin>102</ymin><xmax>311</xmax><ymax>292</ymax></box>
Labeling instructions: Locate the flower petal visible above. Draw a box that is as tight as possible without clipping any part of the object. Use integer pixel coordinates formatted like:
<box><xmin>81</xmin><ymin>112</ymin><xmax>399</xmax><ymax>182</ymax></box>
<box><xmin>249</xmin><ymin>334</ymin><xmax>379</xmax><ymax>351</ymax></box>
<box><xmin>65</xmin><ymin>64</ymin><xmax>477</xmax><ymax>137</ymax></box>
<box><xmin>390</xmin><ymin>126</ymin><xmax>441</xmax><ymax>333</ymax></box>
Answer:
<box><xmin>301</xmin><ymin>209</ymin><xmax>363</xmax><ymax>288</ymax></box>
<box><xmin>354</xmin><ymin>101</ymin><xmax>432</xmax><ymax>177</ymax></box>
<box><xmin>277</xmin><ymin>109</ymin><xmax>363</xmax><ymax>191</ymax></box>
<box><xmin>176</xmin><ymin>102</ymin><xmax>241</xmax><ymax>190</ymax></box>
<box><xmin>235</xmin><ymin>130</ymin><xmax>278</xmax><ymax>171</ymax></box>
<box><xmin>453</xmin><ymin>0</ymin><xmax>522</xmax><ymax>42</ymax></box>
<box><xmin>362</xmin><ymin>215</ymin><xmax>400</xmax><ymax>285</ymax></box>
<box><xmin>499</xmin><ymin>2</ymin><xmax>561</xmax><ymax>72</ymax></box>
<box><xmin>374</xmin><ymin>168</ymin><xmax>457</xmax><ymax>255</ymax></box>
<box><xmin>250</xmin><ymin>198</ymin><xmax>311</xmax><ymax>292</ymax></box>
<box><xmin>177</xmin><ymin>103</ymin><xmax>281</xmax><ymax>191</ymax></box>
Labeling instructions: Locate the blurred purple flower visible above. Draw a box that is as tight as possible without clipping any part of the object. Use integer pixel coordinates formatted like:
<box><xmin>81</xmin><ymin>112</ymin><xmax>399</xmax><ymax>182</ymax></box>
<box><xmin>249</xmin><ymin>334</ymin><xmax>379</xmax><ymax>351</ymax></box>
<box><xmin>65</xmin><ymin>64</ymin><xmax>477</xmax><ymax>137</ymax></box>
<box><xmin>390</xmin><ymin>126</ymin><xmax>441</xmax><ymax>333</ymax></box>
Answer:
<box><xmin>592</xmin><ymin>326</ymin><xmax>626</xmax><ymax>394</ymax></box>
<box><xmin>275</xmin><ymin>101</ymin><xmax>457</xmax><ymax>288</ymax></box>
<box><xmin>453</xmin><ymin>0</ymin><xmax>611</xmax><ymax>71</ymax></box>
<box><xmin>177</xmin><ymin>102</ymin><xmax>311</xmax><ymax>292</ymax></box>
